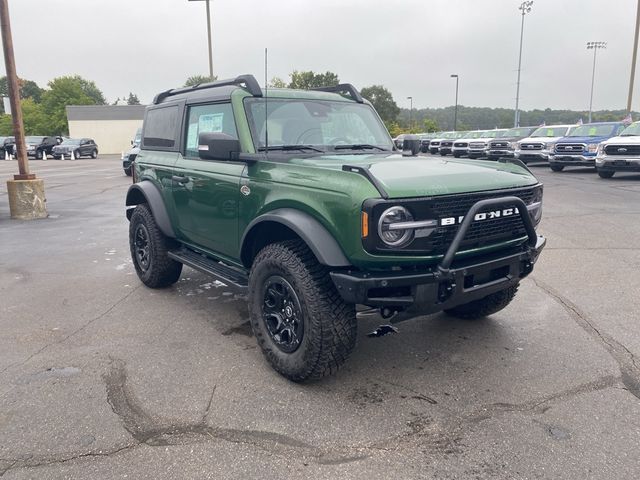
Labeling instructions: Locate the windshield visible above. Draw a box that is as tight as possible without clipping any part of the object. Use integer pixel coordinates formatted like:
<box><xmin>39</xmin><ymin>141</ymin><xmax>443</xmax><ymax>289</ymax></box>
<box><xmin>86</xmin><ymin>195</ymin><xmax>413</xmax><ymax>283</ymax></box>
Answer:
<box><xmin>531</xmin><ymin>126</ymin><xmax>570</xmax><ymax>137</ymax></box>
<box><xmin>244</xmin><ymin>98</ymin><xmax>393</xmax><ymax>152</ymax></box>
<box><xmin>25</xmin><ymin>136</ymin><xmax>45</xmax><ymax>143</ymax></box>
<box><xmin>484</xmin><ymin>130</ymin><xmax>506</xmax><ymax>138</ymax></box>
<box><xmin>620</xmin><ymin>122</ymin><xmax>640</xmax><ymax>136</ymax></box>
<box><xmin>61</xmin><ymin>139</ymin><xmax>81</xmax><ymax>145</ymax></box>
<box><xmin>568</xmin><ymin>124</ymin><xmax>618</xmax><ymax>137</ymax></box>
<box><xmin>503</xmin><ymin>127</ymin><xmax>536</xmax><ymax>137</ymax></box>
<box><xmin>464</xmin><ymin>131</ymin><xmax>485</xmax><ymax>139</ymax></box>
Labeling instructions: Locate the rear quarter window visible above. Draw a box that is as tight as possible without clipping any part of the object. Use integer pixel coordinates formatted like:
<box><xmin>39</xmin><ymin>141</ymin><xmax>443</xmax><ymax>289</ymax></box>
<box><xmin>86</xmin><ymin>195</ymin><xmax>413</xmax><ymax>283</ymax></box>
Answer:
<box><xmin>143</xmin><ymin>105</ymin><xmax>180</xmax><ymax>149</ymax></box>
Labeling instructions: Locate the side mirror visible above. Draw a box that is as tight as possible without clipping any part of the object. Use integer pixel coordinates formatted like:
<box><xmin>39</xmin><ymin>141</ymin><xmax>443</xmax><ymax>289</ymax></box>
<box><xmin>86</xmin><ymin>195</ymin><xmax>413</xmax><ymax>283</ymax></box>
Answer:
<box><xmin>198</xmin><ymin>132</ymin><xmax>240</xmax><ymax>161</ymax></box>
<box><xmin>402</xmin><ymin>134</ymin><xmax>421</xmax><ymax>157</ymax></box>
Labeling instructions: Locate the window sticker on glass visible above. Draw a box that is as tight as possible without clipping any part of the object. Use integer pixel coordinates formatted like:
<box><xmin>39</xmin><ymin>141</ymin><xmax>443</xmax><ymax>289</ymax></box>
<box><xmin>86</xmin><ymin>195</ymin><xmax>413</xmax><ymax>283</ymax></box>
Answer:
<box><xmin>186</xmin><ymin>123</ymin><xmax>198</xmax><ymax>150</ymax></box>
<box><xmin>199</xmin><ymin>113</ymin><xmax>224</xmax><ymax>133</ymax></box>
<box><xmin>588</xmin><ymin>127</ymin><xmax>597</xmax><ymax>136</ymax></box>
<box><xmin>547</xmin><ymin>129</ymin><xmax>554</xmax><ymax>136</ymax></box>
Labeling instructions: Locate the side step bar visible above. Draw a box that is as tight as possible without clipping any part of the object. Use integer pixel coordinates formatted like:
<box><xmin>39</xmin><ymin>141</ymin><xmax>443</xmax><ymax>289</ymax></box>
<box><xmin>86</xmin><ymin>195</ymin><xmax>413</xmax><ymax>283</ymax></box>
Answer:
<box><xmin>168</xmin><ymin>248</ymin><xmax>248</xmax><ymax>293</ymax></box>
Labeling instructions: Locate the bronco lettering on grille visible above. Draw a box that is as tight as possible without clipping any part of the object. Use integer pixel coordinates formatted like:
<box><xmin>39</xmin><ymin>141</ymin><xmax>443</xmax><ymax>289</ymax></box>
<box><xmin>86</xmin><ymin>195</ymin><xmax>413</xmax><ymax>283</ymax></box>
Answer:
<box><xmin>440</xmin><ymin>207</ymin><xmax>519</xmax><ymax>226</ymax></box>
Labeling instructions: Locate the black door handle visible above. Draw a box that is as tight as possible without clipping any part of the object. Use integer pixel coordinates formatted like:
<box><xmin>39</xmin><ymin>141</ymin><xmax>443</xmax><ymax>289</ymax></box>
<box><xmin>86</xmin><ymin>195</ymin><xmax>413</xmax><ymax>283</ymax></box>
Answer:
<box><xmin>172</xmin><ymin>175</ymin><xmax>190</xmax><ymax>184</ymax></box>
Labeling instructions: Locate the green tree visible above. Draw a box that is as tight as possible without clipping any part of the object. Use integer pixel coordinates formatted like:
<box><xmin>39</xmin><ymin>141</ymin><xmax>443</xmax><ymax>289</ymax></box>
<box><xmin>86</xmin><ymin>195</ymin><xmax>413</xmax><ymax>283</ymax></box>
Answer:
<box><xmin>0</xmin><ymin>98</ymin><xmax>47</xmax><ymax>135</ymax></box>
<box><xmin>422</xmin><ymin>118</ymin><xmax>439</xmax><ymax>132</ymax></box>
<box><xmin>288</xmin><ymin>71</ymin><xmax>339</xmax><ymax>89</ymax></box>
<box><xmin>269</xmin><ymin>77</ymin><xmax>287</xmax><ymax>88</ymax></box>
<box><xmin>127</xmin><ymin>92</ymin><xmax>141</xmax><ymax>105</ymax></box>
<box><xmin>0</xmin><ymin>76</ymin><xmax>44</xmax><ymax>113</ymax></box>
<box><xmin>59</xmin><ymin>75</ymin><xmax>106</xmax><ymax>105</ymax></box>
<box><xmin>184</xmin><ymin>75</ymin><xmax>217</xmax><ymax>87</ymax></box>
<box><xmin>360</xmin><ymin>85</ymin><xmax>400</xmax><ymax>126</ymax></box>
<box><xmin>41</xmin><ymin>77</ymin><xmax>97</xmax><ymax>134</ymax></box>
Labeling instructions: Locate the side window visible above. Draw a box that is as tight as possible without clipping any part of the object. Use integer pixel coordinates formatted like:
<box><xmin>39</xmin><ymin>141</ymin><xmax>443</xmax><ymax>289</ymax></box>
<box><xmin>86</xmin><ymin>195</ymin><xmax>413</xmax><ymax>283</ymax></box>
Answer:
<box><xmin>184</xmin><ymin>103</ymin><xmax>237</xmax><ymax>158</ymax></box>
<box><xmin>143</xmin><ymin>105</ymin><xmax>179</xmax><ymax>149</ymax></box>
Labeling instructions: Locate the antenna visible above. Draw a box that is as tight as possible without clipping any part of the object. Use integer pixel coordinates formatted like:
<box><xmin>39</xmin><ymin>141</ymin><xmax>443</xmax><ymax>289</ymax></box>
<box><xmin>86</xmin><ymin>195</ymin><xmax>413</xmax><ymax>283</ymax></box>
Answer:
<box><xmin>264</xmin><ymin>47</ymin><xmax>268</xmax><ymax>155</ymax></box>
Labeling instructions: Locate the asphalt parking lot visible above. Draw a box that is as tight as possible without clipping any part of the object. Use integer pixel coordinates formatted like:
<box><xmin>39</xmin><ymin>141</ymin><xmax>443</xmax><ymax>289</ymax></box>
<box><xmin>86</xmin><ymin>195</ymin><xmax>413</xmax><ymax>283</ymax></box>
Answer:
<box><xmin>1</xmin><ymin>154</ymin><xmax>639</xmax><ymax>479</ymax></box>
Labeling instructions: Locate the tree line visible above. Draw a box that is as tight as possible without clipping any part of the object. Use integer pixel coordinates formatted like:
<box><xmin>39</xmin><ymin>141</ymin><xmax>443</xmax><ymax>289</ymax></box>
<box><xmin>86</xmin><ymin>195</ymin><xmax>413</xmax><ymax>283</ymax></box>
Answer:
<box><xmin>1</xmin><ymin>70</ymin><xmax>635</xmax><ymax>137</ymax></box>
<box><xmin>0</xmin><ymin>76</ymin><xmax>140</xmax><ymax>136</ymax></box>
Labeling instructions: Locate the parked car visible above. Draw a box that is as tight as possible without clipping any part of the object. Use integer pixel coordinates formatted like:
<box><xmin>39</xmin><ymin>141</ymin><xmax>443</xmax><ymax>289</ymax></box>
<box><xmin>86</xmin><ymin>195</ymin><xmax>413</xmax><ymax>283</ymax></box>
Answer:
<box><xmin>438</xmin><ymin>132</ymin><xmax>466</xmax><ymax>157</ymax></box>
<box><xmin>549</xmin><ymin>122</ymin><xmax>627</xmax><ymax>172</ymax></box>
<box><xmin>419</xmin><ymin>132</ymin><xmax>438</xmax><ymax>153</ymax></box>
<box><xmin>595</xmin><ymin>121</ymin><xmax>640</xmax><ymax>178</ymax></box>
<box><xmin>52</xmin><ymin>138</ymin><xmax>99</xmax><ymax>159</ymax></box>
<box><xmin>514</xmin><ymin>125</ymin><xmax>577</xmax><ymax>164</ymax></box>
<box><xmin>123</xmin><ymin>128</ymin><xmax>142</xmax><ymax>176</ymax></box>
<box><xmin>467</xmin><ymin>129</ymin><xmax>509</xmax><ymax>159</ymax></box>
<box><xmin>0</xmin><ymin>136</ymin><xmax>15</xmax><ymax>157</ymax></box>
<box><xmin>487</xmin><ymin>126</ymin><xmax>538</xmax><ymax>160</ymax></box>
<box><xmin>24</xmin><ymin>136</ymin><xmax>59</xmax><ymax>159</ymax></box>
<box><xmin>125</xmin><ymin>74</ymin><xmax>545</xmax><ymax>381</ymax></box>
<box><xmin>452</xmin><ymin>130</ymin><xmax>486</xmax><ymax>158</ymax></box>
<box><xmin>428</xmin><ymin>131</ymin><xmax>454</xmax><ymax>154</ymax></box>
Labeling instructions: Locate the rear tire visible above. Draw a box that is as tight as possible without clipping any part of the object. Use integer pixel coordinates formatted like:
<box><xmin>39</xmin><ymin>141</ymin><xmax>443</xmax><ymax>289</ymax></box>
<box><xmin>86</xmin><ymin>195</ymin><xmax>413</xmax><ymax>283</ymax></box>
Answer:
<box><xmin>444</xmin><ymin>284</ymin><xmax>519</xmax><ymax>320</ymax></box>
<box><xmin>550</xmin><ymin>164</ymin><xmax>564</xmax><ymax>172</ymax></box>
<box><xmin>129</xmin><ymin>204</ymin><xmax>182</xmax><ymax>288</ymax></box>
<box><xmin>597</xmin><ymin>170</ymin><xmax>614</xmax><ymax>179</ymax></box>
<box><xmin>248</xmin><ymin>240</ymin><xmax>357</xmax><ymax>382</ymax></box>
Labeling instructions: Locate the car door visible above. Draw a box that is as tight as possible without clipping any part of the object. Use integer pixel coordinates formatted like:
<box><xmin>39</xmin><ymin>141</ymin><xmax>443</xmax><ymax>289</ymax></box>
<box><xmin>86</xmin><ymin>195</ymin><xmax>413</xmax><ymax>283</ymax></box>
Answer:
<box><xmin>171</xmin><ymin>102</ymin><xmax>245</xmax><ymax>261</ymax></box>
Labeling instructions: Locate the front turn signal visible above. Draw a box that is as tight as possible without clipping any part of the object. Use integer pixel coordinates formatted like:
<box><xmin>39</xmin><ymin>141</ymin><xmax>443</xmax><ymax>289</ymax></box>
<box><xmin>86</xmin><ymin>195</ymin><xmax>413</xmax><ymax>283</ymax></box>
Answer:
<box><xmin>361</xmin><ymin>211</ymin><xmax>369</xmax><ymax>238</ymax></box>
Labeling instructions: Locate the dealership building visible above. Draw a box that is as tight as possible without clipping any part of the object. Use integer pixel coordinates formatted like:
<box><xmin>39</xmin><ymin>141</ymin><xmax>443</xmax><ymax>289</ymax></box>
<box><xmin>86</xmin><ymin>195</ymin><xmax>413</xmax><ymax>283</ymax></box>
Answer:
<box><xmin>66</xmin><ymin>105</ymin><xmax>146</xmax><ymax>154</ymax></box>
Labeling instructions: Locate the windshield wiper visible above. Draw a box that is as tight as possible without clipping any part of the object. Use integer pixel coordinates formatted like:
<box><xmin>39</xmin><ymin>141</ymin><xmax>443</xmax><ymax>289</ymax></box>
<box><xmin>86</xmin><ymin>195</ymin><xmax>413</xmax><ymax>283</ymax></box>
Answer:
<box><xmin>258</xmin><ymin>144</ymin><xmax>324</xmax><ymax>153</ymax></box>
<box><xmin>333</xmin><ymin>144</ymin><xmax>388</xmax><ymax>151</ymax></box>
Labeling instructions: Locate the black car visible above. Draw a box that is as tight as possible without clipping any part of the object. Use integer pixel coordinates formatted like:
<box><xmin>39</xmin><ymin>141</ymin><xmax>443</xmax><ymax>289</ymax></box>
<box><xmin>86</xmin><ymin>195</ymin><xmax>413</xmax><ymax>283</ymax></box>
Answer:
<box><xmin>0</xmin><ymin>136</ymin><xmax>15</xmax><ymax>158</ymax></box>
<box><xmin>24</xmin><ymin>136</ymin><xmax>60</xmax><ymax>159</ymax></box>
<box><xmin>52</xmin><ymin>138</ymin><xmax>99</xmax><ymax>159</ymax></box>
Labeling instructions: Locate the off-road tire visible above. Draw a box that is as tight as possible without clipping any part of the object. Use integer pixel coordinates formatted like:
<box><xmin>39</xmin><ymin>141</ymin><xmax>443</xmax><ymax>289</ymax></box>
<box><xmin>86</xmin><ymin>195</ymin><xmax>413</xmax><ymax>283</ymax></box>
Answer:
<box><xmin>444</xmin><ymin>284</ymin><xmax>519</xmax><ymax>320</ymax></box>
<box><xmin>248</xmin><ymin>240</ymin><xmax>357</xmax><ymax>382</ymax></box>
<box><xmin>129</xmin><ymin>204</ymin><xmax>182</xmax><ymax>288</ymax></box>
<box><xmin>597</xmin><ymin>170</ymin><xmax>614</xmax><ymax>179</ymax></box>
<box><xmin>549</xmin><ymin>164</ymin><xmax>564</xmax><ymax>172</ymax></box>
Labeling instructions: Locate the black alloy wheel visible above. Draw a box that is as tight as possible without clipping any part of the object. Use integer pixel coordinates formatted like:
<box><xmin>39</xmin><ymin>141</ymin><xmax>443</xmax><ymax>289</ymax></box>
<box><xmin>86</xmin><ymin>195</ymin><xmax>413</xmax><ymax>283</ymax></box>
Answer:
<box><xmin>262</xmin><ymin>276</ymin><xmax>304</xmax><ymax>353</ymax></box>
<box><xmin>133</xmin><ymin>223</ymin><xmax>151</xmax><ymax>273</ymax></box>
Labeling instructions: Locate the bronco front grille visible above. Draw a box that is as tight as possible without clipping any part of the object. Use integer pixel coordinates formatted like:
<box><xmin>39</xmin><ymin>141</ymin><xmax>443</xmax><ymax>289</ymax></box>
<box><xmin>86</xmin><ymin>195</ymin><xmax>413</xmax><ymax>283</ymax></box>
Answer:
<box><xmin>604</xmin><ymin>144</ymin><xmax>640</xmax><ymax>156</ymax></box>
<box><xmin>365</xmin><ymin>187</ymin><xmax>537</xmax><ymax>256</ymax></box>
<box><xmin>555</xmin><ymin>143</ymin><xmax>584</xmax><ymax>154</ymax></box>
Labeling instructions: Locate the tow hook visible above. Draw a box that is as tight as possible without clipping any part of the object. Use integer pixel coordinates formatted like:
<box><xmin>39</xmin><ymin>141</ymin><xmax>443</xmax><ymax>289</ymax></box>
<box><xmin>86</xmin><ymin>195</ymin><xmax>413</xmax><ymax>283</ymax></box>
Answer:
<box><xmin>438</xmin><ymin>281</ymin><xmax>456</xmax><ymax>302</ymax></box>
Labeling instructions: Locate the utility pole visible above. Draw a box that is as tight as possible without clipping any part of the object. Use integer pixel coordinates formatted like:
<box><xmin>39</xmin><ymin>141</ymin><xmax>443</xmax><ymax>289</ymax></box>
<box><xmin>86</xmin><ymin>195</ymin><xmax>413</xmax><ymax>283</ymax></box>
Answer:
<box><xmin>514</xmin><ymin>1</ymin><xmax>533</xmax><ymax>127</ymax></box>
<box><xmin>627</xmin><ymin>0</ymin><xmax>640</xmax><ymax>113</ymax></box>
<box><xmin>587</xmin><ymin>41</ymin><xmax>607</xmax><ymax>123</ymax></box>
<box><xmin>407</xmin><ymin>96</ymin><xmax>413</xmax><ymax>131</ymax></box>
<box><xmin>188</xmin><ymin>0</ymin><xmax>214</xmax><ymax>78</ymax></box>
<box><xmin>1</xmin><ymin>0</ymin><xmax>47</xmax><ymax>219</ymax></box>
<box><xmin>450</xmin><ymin>74</ymin><xmax>459</xmax><ymax>131</ymax></box>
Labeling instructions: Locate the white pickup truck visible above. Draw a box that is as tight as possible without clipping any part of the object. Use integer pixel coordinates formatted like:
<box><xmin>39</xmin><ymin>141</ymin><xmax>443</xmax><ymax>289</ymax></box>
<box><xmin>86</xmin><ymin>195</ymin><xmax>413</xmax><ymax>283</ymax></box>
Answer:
<box><xmin>467</xmin><ymin>129</ymin><xmax>508</xmax><ymax>159</ymax></box>
<box><xmin>595</xmin><ymin>121</ymin><xmax>640</xmax><ymax>178</ymax></box>
<box><xmin>515</xmin><ymin>125</ymin><xmax>577</xmax><ymax>164</ymax></box>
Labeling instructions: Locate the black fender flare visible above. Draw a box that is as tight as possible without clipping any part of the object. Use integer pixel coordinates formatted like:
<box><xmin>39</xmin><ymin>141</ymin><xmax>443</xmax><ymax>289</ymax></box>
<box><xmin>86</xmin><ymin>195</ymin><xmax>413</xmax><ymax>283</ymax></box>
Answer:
<box><xmin>241</xmin><ymin>208</ymin><xmax>351</xmax><ymax>267</ymax></box>
<box><xmin>125</xmin><ymin>181</ymin><xmax>175</xmax><ymax>238</ymax></box>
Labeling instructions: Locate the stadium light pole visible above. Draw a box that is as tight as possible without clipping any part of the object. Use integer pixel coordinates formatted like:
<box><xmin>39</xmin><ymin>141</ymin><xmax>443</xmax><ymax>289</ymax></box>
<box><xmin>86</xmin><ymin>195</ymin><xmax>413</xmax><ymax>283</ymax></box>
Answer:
<box><xmin>450</xmin><ymin>74</ymin><xmax>459</xmax><ymax>131</ymax></box>
<box><xmin>188</xmin><ymin>0</ymin><xmax>214</xmax><ymax>79</ymax></box>
<box><xmin>587</xmin><ymin>41</ymin><xmax>607</xmax><ymax>123</ymax></box>
<box><xmin>407</xmin><ymin>96</ymin><xmax>413</xmax><ymax>131</ymax></box>
<box><xmin>514</xmin><ymin>1</ymin><xmax>533</xmax><ymax>127</ymax></box>
<box><xmin>627</xmin><ymin>0</ymin><xmax>640</xmax><ymax>113</ymax></box>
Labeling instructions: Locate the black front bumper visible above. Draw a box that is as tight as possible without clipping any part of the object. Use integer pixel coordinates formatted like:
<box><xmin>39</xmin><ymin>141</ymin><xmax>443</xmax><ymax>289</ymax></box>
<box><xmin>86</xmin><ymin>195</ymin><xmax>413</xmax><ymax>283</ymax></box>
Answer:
<box><xmin>330</xmin><ymin>196</ymin><xmax>546</xmax><ymax>318</ymax></box>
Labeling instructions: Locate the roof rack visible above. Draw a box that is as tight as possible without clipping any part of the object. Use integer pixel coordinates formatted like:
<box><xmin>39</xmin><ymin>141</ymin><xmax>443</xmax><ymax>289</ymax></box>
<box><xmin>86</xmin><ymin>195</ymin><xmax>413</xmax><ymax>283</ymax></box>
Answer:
<box><xmin>152</xmin><ymin>74</ymin><xmax>262</xmax><ymax>105</ymax></box>
<box><xmin>311</xmin><ymin>84</ymin><xmax>364</xmax><ymax>103</ymax></box>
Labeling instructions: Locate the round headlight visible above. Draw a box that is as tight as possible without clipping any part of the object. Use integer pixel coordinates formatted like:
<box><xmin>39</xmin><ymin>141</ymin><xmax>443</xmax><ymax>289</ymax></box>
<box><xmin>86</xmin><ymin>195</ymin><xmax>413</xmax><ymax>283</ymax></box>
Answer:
<box><xmin>378</xmin><ymin>206</ymin><xmax>414</xmax><ymax>247</ymax></box>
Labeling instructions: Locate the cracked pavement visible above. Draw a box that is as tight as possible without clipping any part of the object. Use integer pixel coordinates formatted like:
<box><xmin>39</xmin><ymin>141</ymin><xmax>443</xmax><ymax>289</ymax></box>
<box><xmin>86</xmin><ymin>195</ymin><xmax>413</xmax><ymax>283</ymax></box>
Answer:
<box><xmin>0</xmin><ymin>157</ymin><xmax>639</xmax><ymax>479</ymax></box>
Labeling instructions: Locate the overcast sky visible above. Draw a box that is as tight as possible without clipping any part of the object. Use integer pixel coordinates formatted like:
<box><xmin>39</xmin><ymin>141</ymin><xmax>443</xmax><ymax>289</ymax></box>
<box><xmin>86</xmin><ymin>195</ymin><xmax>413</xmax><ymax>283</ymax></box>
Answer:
<box><xmin>3</xmin><ymin>0</ymin><xmax>639</xmax><ymax>111</ymax></box>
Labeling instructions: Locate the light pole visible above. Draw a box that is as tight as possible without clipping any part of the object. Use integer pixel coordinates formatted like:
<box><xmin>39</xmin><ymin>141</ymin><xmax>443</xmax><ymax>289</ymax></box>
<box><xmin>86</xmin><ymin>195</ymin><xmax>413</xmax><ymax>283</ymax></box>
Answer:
<box><xmin>450</xmin><ymin>74</ymin><xmax>459</xmax><ymax>131</ymax></box>
<box><xmin>407</xmin><ymin>96</ymin><xmax>413</xmax><ymax>131</ymax></box>
<box><xmin>188</xmin><ymin>0</ymin><xmax>214</xmax><ymax>79</ymax></box>
<box><xmin>587</xmin><ymin>41</ymin><xmax>607</xmax><ymax>123</ymax></box>
<box><xmin>514</xmin><ymin>1</ymin><xmax>533</xmax><ymax>127</ymax></box>
<box><xmin>628</xmin><ymin>0</ymin><xmax>640</xmax><ymax>113</ymax></box>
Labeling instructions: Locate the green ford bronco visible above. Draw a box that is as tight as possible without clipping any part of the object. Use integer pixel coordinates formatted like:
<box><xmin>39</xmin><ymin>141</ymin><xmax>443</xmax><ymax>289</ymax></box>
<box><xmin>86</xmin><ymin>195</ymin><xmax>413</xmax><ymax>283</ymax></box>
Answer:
<box><xmin>126</xmin><ymin>74</ymin><xmax>545</xmax><ymax>381</ymax></box>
